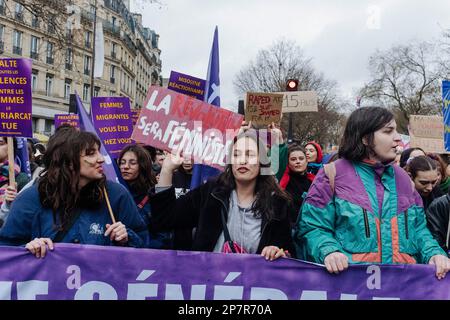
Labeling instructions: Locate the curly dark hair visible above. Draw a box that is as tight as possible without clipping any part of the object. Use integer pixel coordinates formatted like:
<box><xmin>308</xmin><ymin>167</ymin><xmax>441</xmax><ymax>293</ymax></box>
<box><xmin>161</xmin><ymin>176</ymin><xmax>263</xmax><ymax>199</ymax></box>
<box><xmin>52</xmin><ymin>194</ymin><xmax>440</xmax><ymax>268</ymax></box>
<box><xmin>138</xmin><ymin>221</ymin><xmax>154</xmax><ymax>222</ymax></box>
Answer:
<box><xmin>38</xmin><ymin>127</ymin><xmax>106</xmax><ymax>230</ymax></box>
<box><xmin>217</xmin><ymin>130</ymin><xmax>290</xmax><ymax>220</ymax></box>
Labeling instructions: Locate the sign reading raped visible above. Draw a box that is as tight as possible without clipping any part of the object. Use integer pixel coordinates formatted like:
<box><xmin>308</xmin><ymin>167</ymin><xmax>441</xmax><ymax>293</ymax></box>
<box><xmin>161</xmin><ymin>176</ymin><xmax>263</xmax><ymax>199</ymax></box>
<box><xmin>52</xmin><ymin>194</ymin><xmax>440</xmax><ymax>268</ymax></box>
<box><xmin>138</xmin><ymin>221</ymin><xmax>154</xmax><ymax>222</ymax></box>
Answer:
<box><xmin>131</xmin><ymin>86</ymin><xmax>243</xmax><ymax>169</ymax></box>
<box><xmin>54</xmin><ymin>114</ymin><xmax>80</xmax><ymax>129</ymax></box>
<box><xmin>0</xmin><ymin>58</ymin><xmax>32</xmax><ymax>137</ymax></box>
<box><xmin>245</xmin><ymin>92</ymin><xmax>283</xmax><ymax>126</ymax></box>
<box><xmin>91</xmin><ymin>97</ymin><xmax>133</xmax><ymax>157</ymax></box>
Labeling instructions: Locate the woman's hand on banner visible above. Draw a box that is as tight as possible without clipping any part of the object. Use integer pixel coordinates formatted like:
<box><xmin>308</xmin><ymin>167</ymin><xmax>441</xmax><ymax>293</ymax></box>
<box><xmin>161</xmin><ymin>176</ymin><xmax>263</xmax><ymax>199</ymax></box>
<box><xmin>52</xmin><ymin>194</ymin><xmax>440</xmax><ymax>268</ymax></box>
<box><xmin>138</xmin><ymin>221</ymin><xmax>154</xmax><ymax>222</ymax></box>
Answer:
<box><xmin>261</xmin><ymin>245</ymin><xmax>287</xmax><ymax>261</ymax></box>
<box><xmin>25</xmin><ymin>238</ymin><xmax>54</xmax><ymax>259</ymax></box>
<box><xmin>324</xmin><ymin>252</ymin><xmax>349</xmax><ymax>274</ymax></box>
<box><xmin>429</xmin><ymin>254</ymin><xmax>450</xmax><ymax>280</ymax></box>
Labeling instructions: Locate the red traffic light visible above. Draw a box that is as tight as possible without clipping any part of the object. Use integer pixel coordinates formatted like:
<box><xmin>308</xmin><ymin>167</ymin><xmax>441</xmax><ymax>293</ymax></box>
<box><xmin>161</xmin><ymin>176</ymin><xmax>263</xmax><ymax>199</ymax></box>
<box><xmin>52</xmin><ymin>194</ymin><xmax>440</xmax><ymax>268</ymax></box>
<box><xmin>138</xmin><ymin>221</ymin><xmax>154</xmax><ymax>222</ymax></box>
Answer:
<box><xmin>286</xmin><ymin>79</ymin><xmax>299</xmax><ymax>91</ymax></box>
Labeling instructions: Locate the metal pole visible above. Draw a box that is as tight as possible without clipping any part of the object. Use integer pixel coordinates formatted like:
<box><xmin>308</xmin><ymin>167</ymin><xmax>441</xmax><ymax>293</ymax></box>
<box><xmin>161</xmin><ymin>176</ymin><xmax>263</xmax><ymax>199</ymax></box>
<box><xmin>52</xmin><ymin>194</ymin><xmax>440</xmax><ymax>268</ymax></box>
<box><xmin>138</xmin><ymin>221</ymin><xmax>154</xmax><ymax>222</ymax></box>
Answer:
<box><xmin>89</xmin><ymin>0</ymin><xmax>97</xmax><ymax>112</ymax></box>
<box><xmin>288</xmin><ymin>113</ymin><xmax>293</xmax><ymax>143</ymax></box>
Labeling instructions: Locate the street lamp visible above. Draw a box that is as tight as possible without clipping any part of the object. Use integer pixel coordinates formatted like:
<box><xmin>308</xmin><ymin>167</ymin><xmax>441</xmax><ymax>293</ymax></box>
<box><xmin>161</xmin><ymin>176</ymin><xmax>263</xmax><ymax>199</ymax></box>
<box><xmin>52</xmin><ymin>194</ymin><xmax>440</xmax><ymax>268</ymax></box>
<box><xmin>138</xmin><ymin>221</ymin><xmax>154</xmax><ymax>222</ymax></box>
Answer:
<box><xmin>286</xmin><ymin>79</ymin><xmax>299</xmax><ymax>142</ymax></box>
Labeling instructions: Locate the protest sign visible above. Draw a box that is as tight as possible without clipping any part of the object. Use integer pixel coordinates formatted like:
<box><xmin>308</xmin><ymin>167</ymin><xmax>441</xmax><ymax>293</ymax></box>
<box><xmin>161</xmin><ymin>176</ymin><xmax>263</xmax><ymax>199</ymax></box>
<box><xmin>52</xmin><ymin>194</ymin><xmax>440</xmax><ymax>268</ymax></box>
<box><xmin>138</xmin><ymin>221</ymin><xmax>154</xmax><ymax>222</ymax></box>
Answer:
<box><xmin>0</xmin><ymin>244</ymin><xmax>448</xmax><ymax>300</ymax></box>
<box><xmin>0</xmin><ymin>58</ymin><xmax>32</xmax><ymax>137</ymax></box>
<box><xmin>409</xmin><ymin>115</ymin><xmax>446</xmax><ymax>153</ymax></box>
<box><xmin>168</xmin><ymin>71</ymin><xmax>206</xmax><ymax>101</ymax></box>
<box><xmin>131</xmin><ymin>86</ymin><xmax>243</xmax><ymax>169</ymax></box>
<box><xmin>91</xmin><ymin>97</ymin><xmax>133</xmax><ymax>157</ymax></box>
<box><xmin>279</xmin><ymin>91</ymin><xmax>318</xmax><ymax>113</ymax></box>
<box><xmin>245</xmin><ymin>92</ymin><xmax>283</xmax><ymax>125</ymax></box>
<box><xmin>54</xmin><ymin>114</ymin><xmax>80</xmax><ymax>129</ymax></box>
<box><xmin>130</xmin><ymin>108</ymin><xmax>140</xmax><ymax>126</ymax></box>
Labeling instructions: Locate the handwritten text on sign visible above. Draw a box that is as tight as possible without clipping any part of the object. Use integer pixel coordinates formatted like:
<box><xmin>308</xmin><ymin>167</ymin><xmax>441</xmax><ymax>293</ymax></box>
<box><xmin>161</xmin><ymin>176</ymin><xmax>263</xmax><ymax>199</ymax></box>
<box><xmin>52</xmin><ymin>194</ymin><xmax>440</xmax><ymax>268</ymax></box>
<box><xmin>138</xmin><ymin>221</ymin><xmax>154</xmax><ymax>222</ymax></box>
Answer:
<box><xmin>245</xmin><ymin>92</ymin><xmax>283</xmax><ymax>125</ymax></box>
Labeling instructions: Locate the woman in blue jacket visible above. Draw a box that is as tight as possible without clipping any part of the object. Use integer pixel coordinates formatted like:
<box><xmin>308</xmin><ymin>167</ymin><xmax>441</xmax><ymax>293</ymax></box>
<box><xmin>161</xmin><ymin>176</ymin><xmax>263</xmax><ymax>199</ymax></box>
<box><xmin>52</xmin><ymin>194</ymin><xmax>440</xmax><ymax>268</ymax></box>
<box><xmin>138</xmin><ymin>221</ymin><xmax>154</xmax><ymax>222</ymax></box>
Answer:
<box><xmin>118</xmin><ymin>144</ymin><xmax>171</xmax><ymax>249</ymax></box>
<box><xmin>0</xmin><ymin>126</ymin><xmax>149</xmax><ymax>258</ymax></box>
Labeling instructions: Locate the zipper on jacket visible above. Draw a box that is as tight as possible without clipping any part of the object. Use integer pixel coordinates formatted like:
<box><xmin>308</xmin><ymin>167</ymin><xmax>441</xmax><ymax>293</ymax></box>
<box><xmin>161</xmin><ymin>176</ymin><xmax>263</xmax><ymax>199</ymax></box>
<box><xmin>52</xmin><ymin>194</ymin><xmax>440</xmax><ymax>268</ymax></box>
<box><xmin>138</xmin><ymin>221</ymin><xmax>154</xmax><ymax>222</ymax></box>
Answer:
<box><xmin>404</xmin><ymin>209</ymin><xmax>409</xmax><ymax>240</ymax></box>
<box><xmin>211</xmin><ymin>192</ymin><xmax>228</xmax><ymax>216</ymax></box>
<box><xmin>363</xmin><ymin>208</ymin><xmax>370</xmax><ymax>238</ymax></box>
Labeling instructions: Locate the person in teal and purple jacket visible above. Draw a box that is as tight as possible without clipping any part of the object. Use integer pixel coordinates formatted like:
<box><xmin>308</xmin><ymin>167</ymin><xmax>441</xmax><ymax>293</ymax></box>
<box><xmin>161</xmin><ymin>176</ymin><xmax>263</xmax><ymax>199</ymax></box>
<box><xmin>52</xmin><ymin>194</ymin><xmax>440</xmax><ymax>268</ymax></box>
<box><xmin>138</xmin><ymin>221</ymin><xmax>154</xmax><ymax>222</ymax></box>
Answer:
<box><xmin>296</xmin><ymin>107</ymin><xmax>450</xmax><ymax>279</ymax></box>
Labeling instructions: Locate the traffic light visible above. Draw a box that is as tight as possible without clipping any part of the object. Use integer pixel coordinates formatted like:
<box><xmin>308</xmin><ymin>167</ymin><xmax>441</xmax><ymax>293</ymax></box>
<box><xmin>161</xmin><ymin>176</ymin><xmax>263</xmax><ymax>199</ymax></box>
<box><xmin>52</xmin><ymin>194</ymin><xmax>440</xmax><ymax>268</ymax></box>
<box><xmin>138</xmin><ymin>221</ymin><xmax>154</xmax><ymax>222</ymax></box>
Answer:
<box><xmin>286</xmin><ymin>79</ymin><xmax>299</xmax><ymax>91</ymax></box>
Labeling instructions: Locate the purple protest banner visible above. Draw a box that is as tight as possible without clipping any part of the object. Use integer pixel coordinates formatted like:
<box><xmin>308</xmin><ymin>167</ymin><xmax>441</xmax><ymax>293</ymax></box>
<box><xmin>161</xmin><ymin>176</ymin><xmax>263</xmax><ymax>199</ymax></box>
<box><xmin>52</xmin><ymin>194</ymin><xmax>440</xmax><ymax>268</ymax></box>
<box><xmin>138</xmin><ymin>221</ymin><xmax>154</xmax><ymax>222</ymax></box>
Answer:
<box><xmin>130</xmin><ymin>108</ymin><xmax>140</xmax><ymax>127</ymax></box>
<box><xmin>168</xmin><ymin>71</ymin><xmax>206</xmax><ymax>101</ymax></box>
<box><xmin>0</xmin><ymin>58</ymin><xmax>32</xmax><ymax>137</ymax></box>
<box><xmin>54</xmin><ymin>114</ymin><xmax>80</xmax><ymax>129</ymax></box>
<box><xmin>91</xmin><ymin>97</ymin><xmax>133</xmax><ymax>157</ymax></box>
<box><xmin>0</xmin><ymin>243</ymin><xmax>448</xmax><ymax>300</ymax></box>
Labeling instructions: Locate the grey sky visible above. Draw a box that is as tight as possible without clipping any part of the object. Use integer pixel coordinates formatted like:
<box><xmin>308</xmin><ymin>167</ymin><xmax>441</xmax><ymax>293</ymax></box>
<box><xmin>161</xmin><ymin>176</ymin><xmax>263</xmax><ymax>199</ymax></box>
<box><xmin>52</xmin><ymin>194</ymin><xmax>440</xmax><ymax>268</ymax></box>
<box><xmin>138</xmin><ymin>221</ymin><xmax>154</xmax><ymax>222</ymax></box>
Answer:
<box><xmin>131</xmin><ymin>0</ymin><xmax>450</xmax><ymax>112</ymax></box>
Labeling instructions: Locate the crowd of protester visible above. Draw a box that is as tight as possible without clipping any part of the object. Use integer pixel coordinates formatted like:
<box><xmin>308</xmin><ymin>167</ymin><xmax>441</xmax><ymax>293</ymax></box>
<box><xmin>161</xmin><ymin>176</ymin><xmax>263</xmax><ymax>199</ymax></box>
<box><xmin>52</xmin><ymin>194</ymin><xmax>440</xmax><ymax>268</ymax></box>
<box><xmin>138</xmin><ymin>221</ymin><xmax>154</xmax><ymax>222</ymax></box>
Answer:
<box><xmin>1</xmin><ymin>106</ymin><xmax>450</xmax><ymax>279</ymax></box>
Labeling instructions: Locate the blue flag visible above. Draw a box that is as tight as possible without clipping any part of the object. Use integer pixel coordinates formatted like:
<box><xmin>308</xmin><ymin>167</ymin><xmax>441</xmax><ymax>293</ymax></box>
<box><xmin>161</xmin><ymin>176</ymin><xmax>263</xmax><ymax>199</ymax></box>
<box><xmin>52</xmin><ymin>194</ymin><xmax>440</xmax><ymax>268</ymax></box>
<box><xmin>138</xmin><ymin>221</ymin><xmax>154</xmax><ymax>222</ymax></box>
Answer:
<box><xmin>443</xmin><ymin>80</ymin><xmax>450</xmax><ymax>151</ymax></box>
<box><xmin>190</xmin><ymin>26</ymin><xmax>222</xmax><ymax>190</ymax></box>
<box><xmin>15</xmin><ymin>137</ymin><xmax>31</xmax><ymax>179</ymax></box>
<box><xmin>75</xmin><ymin>93</ymin><xmax>120</xmax><ymax>182</ymax></box>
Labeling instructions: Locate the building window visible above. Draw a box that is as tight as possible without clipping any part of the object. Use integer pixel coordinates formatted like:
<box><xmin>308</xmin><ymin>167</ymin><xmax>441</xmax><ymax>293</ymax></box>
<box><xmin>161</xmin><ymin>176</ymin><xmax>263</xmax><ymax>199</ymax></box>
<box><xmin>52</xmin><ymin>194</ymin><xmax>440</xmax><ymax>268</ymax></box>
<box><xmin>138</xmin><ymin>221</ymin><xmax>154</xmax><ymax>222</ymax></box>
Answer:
<box><xmin>109</xmin><ymin>90</ymin><xmax>115</xmax><ymax>96</ymax></box>
<box><xmin>94</xmin><ymin>86</ymin><xmax>100</xmax><ymax>97</ymax></box>
<box><xmin>46</xmin><ymin>42</ymin><xmax>54</xmax><ymax>64</ymax></box>
<box><xmin>112</xmin><ymin>16</ymin><xmax>116</xmax><ymax>27</ymax></box>
<box><xmin>44</xmin><ymin>119</ymin><xmax>52</xmax><ymax>135</ymax></box>
<box><xmin>84</xmin><ymin>55</ymin><xmax>91</xmax><ymax>75</ymax></box>
<box><xmin>84</xmin><ymin>31</ymin><xmax>91</xmax><ymax>48</ymax></box>
<box><xmin>110</xmin><ymin>65</ymin><xmax>115</xmax><ymax>83</ymax></box>
<box><xmin>31</xmin><ymin>14</ymin><xmax>39</xmax><ymax>28</ymax></box>
<box><xmin>45</xmin><ymin>74</ymin><xmax>54</xmax><ymax>96</ymax></box>
<box><xmin>83</xmin><ymin>84</ymin><xmax>90</xmax><ymax>102</ymax></box>
<box><xmin>64</xmin><ymin>79</ymin><xmax>72</xmax><ymax>100</ymax></box>
<box><xmin>65</xmin><ymin>48</ymin><xmax>73</xmax><ymax>70</ymax></box>
<box><xmin>48</xmin><ymin>15</ymin><xmax>55</xmax><ymax>33</ymax></box>
<box><xmin>31</xmin><ymin>69</ymin><xmax>38</xmax><ymax>91</ymax></box>
<box><xmin>0</xmin><ymin>24</ymin><xmax>4</xmax><ymax>52</ymax></box>
<box><xmin>13</xmin><ymin>30</ymin><xmax>22</xmax><ymax>55</ymax></box>
<box><xmin>15</xmin><ymin>3</ymin><xmax>23</xmax><ymax>21</ymax></box>
<box><xmin>30</xmin><ymin>36</ymin><xmax>39</xmax><ymax>60</ymax></box>
<box><xmin>111</xmin><ymin>42</ymin><xmax>117</xmax><ymax>58</ymax></box>
<box><xmin>90</xmin><ymin>4</ymin><xmax>96</xmax><ymax>15</ymax></box>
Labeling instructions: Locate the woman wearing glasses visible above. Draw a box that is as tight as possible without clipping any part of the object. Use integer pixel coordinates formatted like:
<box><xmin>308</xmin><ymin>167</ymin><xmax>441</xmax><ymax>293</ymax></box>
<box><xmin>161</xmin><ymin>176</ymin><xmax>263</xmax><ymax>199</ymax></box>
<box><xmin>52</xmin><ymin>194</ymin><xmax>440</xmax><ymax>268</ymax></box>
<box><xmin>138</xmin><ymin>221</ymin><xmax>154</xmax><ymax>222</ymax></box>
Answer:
<box><xmin>118</xmin><ymin>145</ymin><xmax>172</xmax><ymax>249</ymax></box>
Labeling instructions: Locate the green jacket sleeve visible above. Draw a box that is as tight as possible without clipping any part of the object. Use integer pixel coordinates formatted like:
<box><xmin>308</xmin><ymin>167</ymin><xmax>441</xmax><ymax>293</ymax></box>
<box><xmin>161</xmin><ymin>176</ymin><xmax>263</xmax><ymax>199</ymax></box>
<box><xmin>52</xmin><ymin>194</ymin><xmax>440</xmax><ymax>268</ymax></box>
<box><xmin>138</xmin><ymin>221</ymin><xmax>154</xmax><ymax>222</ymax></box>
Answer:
<box><xmin>297</xmin><ymin>200</ymin><xmax>344</xmax><ymax>264</ymax></box>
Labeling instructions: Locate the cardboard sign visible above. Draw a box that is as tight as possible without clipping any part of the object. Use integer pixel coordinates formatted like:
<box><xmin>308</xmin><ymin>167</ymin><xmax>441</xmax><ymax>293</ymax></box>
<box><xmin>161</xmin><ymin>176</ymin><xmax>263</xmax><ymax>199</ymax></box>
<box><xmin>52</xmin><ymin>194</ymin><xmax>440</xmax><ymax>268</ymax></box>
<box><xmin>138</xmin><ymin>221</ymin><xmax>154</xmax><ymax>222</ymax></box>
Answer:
<box><xmin>131</xmin><ymin>86</ymin><xmax>243</xmax><ymax>169</ymax></box>
<box><xmin>409</xmin><ymin>115</ymin><xmax>446</xmax><ymax>153</ymax></box>
<box><xmin>54</xmin><ymin>114</ymin><xmax>80</xmax><ymax>129</ymax></box>
<box><xmin>0</xmin><ymin>58</ymin><xmax>32</xmax><ymax>137</ymax></box>
<box><xmin>168</xmin><ymin>71</ymin><xmax>206</xmax><ymax>101</ymax></box>
<box><xmin>245</xmin><ymin>92</ymin><xmax>283</xmax><ymax>125</ymax></box>
<box><xmin>91</xmin><ymin>97</ymin><xmax>133</xmax><ymax>157</ymax></box>
<box><xmin>279</xmin><ymin>91</ymin><xmax>318</xmax><ymax>113</ymax></box>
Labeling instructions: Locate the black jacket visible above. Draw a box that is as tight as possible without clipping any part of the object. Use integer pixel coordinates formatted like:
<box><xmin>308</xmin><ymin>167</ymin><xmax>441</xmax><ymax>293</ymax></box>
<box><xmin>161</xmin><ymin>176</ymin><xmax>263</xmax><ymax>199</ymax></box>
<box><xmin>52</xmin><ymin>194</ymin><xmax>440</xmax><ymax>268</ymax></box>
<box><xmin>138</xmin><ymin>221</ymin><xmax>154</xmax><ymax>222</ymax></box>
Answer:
<box><xmin>426</xmin><ymin>194</ymin><xmax>450</xmax><ymax>253</ymax></box>
<box><xmin>150</xmin><ymin>180</ymin><xmax>294</xmax><ymax>255</ymax></box>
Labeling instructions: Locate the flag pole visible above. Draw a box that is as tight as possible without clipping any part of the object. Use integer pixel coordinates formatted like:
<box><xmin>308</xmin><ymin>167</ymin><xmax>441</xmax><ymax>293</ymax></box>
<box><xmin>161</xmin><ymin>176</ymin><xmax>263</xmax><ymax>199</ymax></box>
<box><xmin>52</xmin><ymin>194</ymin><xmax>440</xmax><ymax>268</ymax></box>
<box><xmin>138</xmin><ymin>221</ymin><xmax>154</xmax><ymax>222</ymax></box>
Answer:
<box><xmin>7</xmin><ymin>137</ymin><xmax>15</xmax><ymax>186</ymax></box>
<box><xmin>89</xmin><ymin>0</ymin><xmax>98</xmax><ymax>113</ymax></box>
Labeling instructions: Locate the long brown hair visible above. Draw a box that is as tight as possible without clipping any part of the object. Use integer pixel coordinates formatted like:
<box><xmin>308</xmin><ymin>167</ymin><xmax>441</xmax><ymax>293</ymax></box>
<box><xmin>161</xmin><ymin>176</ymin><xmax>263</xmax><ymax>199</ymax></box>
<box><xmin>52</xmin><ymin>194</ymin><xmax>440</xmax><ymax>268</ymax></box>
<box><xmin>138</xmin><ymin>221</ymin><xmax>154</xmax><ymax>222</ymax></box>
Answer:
<box><xmin>38</xmin><ymin>127</ymin><xmax>106</xmax><ymax>230</ymax></box>
<box><xmin>217</xmin><ymin>130</ymin><xmax>290</xmax><ymax>220</ymax></box>
<box><xmin>118</xmin><ymin>144</ymin><xmax>157</xmax><ymax>194</ymax></box>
